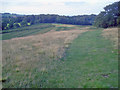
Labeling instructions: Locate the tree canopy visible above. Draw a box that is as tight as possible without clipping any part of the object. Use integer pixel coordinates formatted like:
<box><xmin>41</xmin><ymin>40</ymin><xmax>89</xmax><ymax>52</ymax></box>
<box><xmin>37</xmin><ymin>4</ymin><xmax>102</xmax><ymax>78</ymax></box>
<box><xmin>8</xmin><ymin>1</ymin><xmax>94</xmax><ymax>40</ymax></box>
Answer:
<box><xmin>1</xmin><ymin>13</ymin><xmax>96</xmax><ymax>30</ymax></box>
<box><xmin>94</xmin><ymin>1</ymin><xmax>120</xmax><ymax>28</ymax></box>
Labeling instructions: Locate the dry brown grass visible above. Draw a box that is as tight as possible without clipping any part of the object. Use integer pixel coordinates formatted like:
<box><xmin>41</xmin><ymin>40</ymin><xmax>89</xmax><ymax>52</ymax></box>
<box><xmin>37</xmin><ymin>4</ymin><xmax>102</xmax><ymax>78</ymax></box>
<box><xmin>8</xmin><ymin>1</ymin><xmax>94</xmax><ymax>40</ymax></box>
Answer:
<box><xmin>3</xmin><ymin>29</ymin><xmax>88</xmax><ymax>72</ymax></box>
<box><xmin>102</xmin><ymin>28</ymin><xmax>118</xmax><ymax>49</ymax></box>
<box><xmin>52</xmin><ymin>24</ymin><xmax>76</xmax><ymax>27</ymax></box>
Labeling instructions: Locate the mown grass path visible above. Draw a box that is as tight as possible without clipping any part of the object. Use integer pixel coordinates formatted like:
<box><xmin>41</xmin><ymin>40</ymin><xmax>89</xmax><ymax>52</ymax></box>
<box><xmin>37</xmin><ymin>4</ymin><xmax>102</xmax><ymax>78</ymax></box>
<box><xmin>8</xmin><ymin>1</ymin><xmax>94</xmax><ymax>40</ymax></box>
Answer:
<box><xmin>43</xmin><ymin>30</ymin><xmax>118</xmax><ymax>88</ymax></box>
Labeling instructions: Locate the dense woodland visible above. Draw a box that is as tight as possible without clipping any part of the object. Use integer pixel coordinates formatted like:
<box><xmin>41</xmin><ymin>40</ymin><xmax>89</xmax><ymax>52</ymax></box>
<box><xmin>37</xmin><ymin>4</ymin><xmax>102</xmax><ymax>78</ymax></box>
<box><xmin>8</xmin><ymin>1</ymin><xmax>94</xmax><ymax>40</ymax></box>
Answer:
<box><xmin>1</xmin><ymin>1</ymin><xmax>120</xmax><ymax>30</ymax></box>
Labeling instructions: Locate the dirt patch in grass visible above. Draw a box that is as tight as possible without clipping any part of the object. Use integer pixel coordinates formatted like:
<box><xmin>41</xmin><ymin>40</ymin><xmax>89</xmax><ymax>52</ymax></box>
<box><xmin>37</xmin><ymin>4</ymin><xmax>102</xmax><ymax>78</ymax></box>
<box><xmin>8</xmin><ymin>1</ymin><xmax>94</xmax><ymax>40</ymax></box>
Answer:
<box><xmin>102</xmin><ymin>28</ymin><xmax>118</xmax><ymax>48</ymax></box>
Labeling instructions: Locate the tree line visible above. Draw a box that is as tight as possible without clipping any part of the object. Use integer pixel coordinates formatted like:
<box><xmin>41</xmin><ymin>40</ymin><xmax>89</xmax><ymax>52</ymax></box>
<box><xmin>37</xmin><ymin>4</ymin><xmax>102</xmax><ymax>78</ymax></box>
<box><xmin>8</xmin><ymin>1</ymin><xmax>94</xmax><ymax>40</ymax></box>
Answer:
<box><xmin>2</xmin><ymin>1</ymin><xmax>119</xmax><ymax>30</ymax></box>
<box><xmin>2</xmin><ymin>13</ymin><xmax>96</xmax><ymax>30</ymax></box>
<box><xmin>94</xmin><ymin>1</ymin><xmax>120</xmax><ymax>28</ymax></box>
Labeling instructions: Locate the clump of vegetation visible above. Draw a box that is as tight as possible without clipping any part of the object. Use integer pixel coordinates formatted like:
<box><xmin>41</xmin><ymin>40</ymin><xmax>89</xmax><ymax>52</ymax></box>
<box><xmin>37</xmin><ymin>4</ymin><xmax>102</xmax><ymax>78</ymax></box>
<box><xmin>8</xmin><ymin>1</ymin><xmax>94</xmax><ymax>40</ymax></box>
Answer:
<box><xmin>0</xmin><ymin>77</ymin><xmax>8</xmax><ymax>82</ymax></box>
<box><xmin>94</xmin><ymin>1</ymin><xmax>120</xmax><ymax>28</ymax></box>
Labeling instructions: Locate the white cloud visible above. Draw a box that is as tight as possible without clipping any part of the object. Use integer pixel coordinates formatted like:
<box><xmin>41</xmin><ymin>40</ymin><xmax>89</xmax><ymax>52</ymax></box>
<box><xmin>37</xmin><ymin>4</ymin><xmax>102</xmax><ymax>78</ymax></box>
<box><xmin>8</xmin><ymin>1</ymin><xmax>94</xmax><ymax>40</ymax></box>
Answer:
<box><xmin>2</xmin><ymin>0</ymin><xmax>119</xmax><ymax>3</ymax></box>
<box><xmin>1</xmin><ymin>0</ymin><xmax>119</xmax><ymax>15</ymax></box>
<box><xmin>2</xmin><ymin>0</ymin><xmax>117</xmax><ymax>3</ymax></box>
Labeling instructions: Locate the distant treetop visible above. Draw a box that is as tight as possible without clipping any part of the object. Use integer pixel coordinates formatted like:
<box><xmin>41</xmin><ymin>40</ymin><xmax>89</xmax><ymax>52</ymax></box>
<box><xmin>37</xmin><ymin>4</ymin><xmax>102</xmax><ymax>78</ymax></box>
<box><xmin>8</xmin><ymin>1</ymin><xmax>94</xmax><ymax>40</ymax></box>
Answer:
<box><xmin>94</xmin><ymin>1</ymin><xmax>120</xmax><ymax>28</ymax></box>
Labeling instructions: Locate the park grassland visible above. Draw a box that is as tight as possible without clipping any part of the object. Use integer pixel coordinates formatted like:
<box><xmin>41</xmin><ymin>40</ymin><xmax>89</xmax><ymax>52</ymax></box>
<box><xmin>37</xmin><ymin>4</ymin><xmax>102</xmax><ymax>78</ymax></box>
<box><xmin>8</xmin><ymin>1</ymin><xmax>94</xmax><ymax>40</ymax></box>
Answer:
<box><xmin>2</xmin><ymin>24</ymin><xmax>118</xmax><ymax>88</ymax></box>
<box><xmin>2</xmin><ymin>23</ymin><xmax>92</xmax><ymax>40</ymax></box>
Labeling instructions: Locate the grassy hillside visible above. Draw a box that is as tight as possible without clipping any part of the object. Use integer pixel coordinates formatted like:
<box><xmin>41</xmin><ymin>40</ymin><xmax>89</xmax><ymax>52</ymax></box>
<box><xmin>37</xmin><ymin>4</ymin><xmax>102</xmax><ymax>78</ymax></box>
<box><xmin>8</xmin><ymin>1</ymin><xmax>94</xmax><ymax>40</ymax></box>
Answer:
<box><xmin>1</xmin><ymin>23</ymin><xmax>94</xmax><ymax>40</ymax></box>
<box><xmin>2</xmin><ymin>24</ymin><xmax>118</xmax><ymax>88</ymax></box>
<box><xmin>1</xmin><ymin>24</ymin><xmax>55</xmax><ymax>40</ymax></box>
<box><xmin>45</xmin><ymin>30</ymin><xmax>118</xmax><ymax>88</ymax></box>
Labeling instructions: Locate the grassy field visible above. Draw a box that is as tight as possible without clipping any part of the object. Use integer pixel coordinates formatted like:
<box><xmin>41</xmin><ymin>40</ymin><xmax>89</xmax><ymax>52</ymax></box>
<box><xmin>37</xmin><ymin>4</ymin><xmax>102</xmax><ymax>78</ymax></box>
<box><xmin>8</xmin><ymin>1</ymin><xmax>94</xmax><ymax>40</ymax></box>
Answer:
<box><xmin>1</xmin><ymin>24</ymin><xmax>55</xmax><ymax>40</ymax></box>
<box><xmin>2</xmin><ymin>24</ymin><xmax>118</xmax><ymax>88</ymax></box>
<box><xmin>47</xmin><ymin>30</ymin><xmax>118</xmax><ymax>88</ymax></box>
<box><xmin>1</xmin><ymin>23</ymin><xmax>91</xmax><ymax>40</ymax></box>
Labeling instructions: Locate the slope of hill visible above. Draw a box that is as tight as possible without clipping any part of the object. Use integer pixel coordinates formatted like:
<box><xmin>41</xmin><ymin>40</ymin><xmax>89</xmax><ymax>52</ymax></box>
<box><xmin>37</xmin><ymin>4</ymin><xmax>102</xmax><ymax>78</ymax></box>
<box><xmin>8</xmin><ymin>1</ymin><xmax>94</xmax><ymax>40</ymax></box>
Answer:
<box><xmin>1</xmin><ymin>24</ymin><xmax>55</xmax><ymax>40</ymax></box>
<box><xmin>1</xmin><ymin>23</ymin><xmax>94</xmax><ymax>40</ymax></box>
<box><xmin>2</xmin><ymin>24</ymin><xmax>118</xmax><ymax>88</ymax></box>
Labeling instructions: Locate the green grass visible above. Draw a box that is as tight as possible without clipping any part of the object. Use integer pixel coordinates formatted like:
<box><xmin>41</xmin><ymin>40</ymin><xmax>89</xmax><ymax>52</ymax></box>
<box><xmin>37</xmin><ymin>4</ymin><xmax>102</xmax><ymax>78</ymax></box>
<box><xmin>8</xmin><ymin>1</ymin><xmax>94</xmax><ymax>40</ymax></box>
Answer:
<box><xmin>55</xmin><ymin>27</ymin><xmax>75</xmax><ymax>31</ymax></box>
<box><xmin>2</xmin><ymin>25</ymin><xmax>118</xmax><ymax>88</ymax></box>
<box><xmin>88</xmin><ymin>26</ymin><xmax>101</xmax><ymax>30</ymax></box>
<box><xmin>54</xmin><ymin>30</ymin><xmax>118</xmax><ymax>88</ymax></box>
<box><xmin>55</xmin><ymin>25</ymin><xmax>92</xmax><ymax>31</ymax></box>
<box><xmin>34</xmin><ymin>30</ymin><xmax>117</xmax><ymax>88</ymax></box>
<box><xmin>1</xmin><ymin>24</ymin><xmax>92</xmax><ymax>40</ymax></box>
<box><xmin>2</xmin><ymin>24</ymin><xmax>55</xmax><ymax>40</ymax></box>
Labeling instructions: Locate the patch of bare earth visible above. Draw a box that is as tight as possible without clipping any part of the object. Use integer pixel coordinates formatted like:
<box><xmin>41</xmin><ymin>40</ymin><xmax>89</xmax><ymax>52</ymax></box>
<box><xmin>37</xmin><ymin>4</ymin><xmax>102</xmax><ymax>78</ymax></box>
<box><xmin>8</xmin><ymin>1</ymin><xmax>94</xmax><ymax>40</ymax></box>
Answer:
<box><xmin>3</xmin><ymin>29</ymin><xmax>88</xmax><ymax>72</ymax></box>
<box><xmin>102</xmin><ymin>28</ymin><xmax>118</xmax><ymax>49</ymax></box>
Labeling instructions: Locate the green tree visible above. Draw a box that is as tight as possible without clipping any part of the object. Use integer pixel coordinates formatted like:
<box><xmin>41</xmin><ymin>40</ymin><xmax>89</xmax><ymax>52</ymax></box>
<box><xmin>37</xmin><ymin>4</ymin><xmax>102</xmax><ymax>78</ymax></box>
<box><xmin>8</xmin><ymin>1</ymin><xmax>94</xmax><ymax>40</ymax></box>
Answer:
<box><xmin>94</xmin><ymin>1</ymin><xmax>120</xmax><ymax>28</ymax></box>
<box><xmin>21</xmin><ymin>21</ymin><xmax>27</xmax><ymax>27</ymax></box>
<box><xmin>13</xmin><ymin>23</ymin><xmax>20</xmax><ymax>28</ymax></box>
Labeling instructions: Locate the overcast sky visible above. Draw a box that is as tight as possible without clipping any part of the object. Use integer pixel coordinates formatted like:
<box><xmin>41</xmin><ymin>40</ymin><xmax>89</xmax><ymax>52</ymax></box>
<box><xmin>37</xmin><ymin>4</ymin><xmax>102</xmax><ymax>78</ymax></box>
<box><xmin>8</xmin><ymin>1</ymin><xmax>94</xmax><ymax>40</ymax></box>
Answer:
<box><xmin>1</xmin><ymin>0</ymin><xmax>119</xmax><ymax>16</ymax></box>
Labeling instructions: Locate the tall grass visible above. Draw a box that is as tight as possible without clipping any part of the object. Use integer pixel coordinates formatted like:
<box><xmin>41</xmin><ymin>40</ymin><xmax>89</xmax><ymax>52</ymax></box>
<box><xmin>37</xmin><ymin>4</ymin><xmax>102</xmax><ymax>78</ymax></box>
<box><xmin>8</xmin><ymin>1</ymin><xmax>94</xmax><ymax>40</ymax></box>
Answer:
<box><xmin>2</xmin><ymin>24</ymin><xmax>118</xmax><ymax>88</ymax></box>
